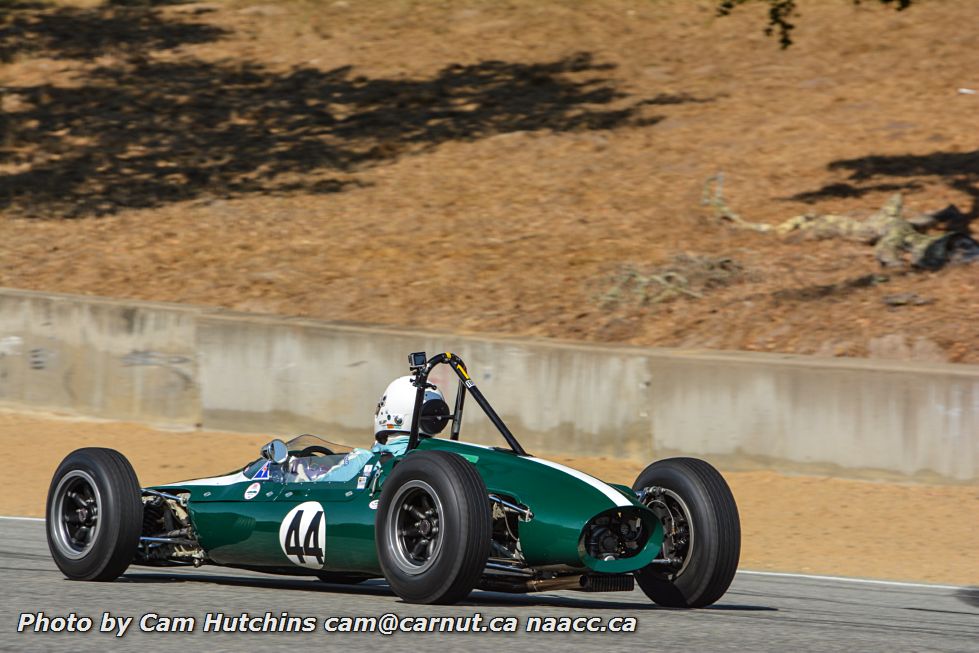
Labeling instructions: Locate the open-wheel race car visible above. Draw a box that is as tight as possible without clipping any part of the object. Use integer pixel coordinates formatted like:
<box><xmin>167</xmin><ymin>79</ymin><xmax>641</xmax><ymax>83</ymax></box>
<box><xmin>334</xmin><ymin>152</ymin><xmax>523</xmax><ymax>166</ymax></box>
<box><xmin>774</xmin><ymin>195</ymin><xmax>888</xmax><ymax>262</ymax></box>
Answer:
<box><xmin>46</xmin><ymin>352</ymin><xmax>741</xmax><ymax>606</ymax></box>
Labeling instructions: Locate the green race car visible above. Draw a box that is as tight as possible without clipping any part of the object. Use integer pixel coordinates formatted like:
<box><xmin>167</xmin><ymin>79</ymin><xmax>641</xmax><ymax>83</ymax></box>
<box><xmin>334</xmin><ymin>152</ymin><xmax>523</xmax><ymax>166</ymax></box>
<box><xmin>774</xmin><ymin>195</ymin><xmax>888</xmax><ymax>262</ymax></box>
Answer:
<box><xmin>46</xmin><ymin>351</ymin><xmax>741</xmax><ymax>606</ymax></box>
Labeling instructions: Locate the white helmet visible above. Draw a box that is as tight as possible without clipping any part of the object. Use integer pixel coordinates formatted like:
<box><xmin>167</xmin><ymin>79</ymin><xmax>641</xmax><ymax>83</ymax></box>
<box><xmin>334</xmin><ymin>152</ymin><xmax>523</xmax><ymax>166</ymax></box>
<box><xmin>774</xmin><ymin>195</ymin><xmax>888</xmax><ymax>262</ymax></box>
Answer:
<box><xmin>373</xmin><ymin>376</ymin><xmax>450</xmax><ymax>441</ymax></box>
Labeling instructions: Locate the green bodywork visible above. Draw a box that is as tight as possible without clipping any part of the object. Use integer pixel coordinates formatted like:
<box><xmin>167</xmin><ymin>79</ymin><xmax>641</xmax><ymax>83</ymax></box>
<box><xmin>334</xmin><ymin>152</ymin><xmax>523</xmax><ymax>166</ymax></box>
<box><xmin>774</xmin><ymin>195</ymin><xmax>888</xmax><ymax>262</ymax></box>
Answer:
<box><xmin>152</xmin><ymin>437</ymin><xmax>663</xmax><ymax>576</ymax></box>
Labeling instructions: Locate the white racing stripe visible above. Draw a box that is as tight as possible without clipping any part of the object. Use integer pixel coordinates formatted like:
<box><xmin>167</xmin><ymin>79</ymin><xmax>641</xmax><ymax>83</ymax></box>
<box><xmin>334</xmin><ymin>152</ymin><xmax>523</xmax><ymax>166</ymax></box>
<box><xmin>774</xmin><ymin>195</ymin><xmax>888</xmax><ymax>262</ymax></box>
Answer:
<box><xmin>158</xmin><ymin>471</ymin><xmax>249</xmax><ymax>487</ymax></box>
<box><xmin>446</xmin><ymin>441</ymin><xmax>633</xmax><ymax>508</ymax></box>
<box><xmin>737</xmin><ymin>570</ymin><xmax>967</xmax><ymax>591</ymax></box>
<box><xmin>527</xmin><ymin>457</ymin><xmax>633</xmax><ymax>507</ymax></box>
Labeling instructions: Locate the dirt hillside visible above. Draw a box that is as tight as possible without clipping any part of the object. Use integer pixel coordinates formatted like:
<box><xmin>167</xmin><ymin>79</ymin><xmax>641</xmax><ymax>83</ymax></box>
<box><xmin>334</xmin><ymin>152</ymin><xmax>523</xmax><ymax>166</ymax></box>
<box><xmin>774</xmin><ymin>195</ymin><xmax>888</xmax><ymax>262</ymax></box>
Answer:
<box><xmin>1</xmin><ymin>0</ymin><xmax>977</xmax><ymax>360</ymax></box>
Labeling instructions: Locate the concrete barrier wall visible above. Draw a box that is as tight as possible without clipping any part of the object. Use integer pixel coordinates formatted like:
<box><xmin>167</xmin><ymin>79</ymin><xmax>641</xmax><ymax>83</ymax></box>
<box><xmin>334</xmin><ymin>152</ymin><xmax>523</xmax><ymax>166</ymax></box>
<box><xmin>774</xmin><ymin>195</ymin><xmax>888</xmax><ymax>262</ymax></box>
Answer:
<box><xmin>0</xmin><ymin>292</ymin><xmax>199</xmax><ymax>424</ymax></box>
<box><xmin>0</xmin><ymin>288</ymin><xmax>976</xmax><ymax>482</ymax></box>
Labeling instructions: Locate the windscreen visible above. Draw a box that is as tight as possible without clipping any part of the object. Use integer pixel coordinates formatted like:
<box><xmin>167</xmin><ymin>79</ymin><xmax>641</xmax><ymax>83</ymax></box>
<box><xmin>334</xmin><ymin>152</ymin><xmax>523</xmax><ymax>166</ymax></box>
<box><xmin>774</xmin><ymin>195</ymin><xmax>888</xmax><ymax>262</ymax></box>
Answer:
<box><xmin>284</xmin><ymin>433</ymin><xmax>354</xmax><ymax>454</ymax></box>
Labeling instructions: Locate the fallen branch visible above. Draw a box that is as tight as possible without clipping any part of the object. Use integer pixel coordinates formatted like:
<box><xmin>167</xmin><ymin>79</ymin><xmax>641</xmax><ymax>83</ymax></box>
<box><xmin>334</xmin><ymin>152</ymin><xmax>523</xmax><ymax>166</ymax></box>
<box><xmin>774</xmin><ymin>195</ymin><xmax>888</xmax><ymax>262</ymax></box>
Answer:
<box><xmin>702</xmin><ymin>174</ymin><xmax>979</xmax><ymax>270</ymax></box>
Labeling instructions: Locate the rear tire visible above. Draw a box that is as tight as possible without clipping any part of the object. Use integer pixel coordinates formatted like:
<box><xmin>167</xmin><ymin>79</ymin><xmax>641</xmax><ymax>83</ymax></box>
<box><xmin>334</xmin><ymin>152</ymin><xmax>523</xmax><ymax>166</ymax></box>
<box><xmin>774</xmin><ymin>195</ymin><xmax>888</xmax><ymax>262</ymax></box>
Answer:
<box><xmin>376</xmin><ymin>450</ymin><xmax>491</xmax><ymax>604</ymax></box>
<box><xmin>46</xmin><ymin>448</ymin><xmax>143</xmax><ymax>581</ymax></box>
<box><xmin>632</xmin><ymin>457</ymin><xmax>740</xmax><ymax>608</ymax></box>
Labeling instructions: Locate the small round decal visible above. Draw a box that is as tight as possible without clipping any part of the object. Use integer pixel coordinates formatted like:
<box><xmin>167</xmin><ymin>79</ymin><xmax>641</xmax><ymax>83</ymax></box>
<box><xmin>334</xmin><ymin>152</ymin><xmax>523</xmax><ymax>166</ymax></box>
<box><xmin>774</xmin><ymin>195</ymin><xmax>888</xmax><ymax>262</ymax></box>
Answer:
<box><xmin>279</xmin><ymin>501</ymin><xmax>327</xmax><ymax>569</ymax></box>
<box><xmin>243</xmin><ymin>482</ymin><xmax>261</xmax><ymax>500</ymax></box>
<box><xmin>369</xmin><ymin>499</ymin><xmax>379</xmax><ymax>510</ymax></box>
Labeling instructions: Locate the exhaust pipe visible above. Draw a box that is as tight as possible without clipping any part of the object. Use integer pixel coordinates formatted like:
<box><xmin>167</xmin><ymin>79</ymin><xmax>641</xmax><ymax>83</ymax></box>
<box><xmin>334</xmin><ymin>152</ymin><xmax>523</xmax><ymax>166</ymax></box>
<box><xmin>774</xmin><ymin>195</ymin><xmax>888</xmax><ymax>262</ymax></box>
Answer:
<box><xmin>479</xmin><ymin>573</ymin><xmax>635</xmax><ymax>594</ymax></box>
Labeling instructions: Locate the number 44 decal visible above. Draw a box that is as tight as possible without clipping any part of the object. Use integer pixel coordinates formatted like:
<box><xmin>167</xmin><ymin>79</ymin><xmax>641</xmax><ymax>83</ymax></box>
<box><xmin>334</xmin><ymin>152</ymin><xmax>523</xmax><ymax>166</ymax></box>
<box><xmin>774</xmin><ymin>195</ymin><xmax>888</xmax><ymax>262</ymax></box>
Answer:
<box><xmin>278</xmin><ymin>502</ymin><xmax>327</xmax><ymax>569</ymax></box>
<box><xmin>285</xmin><ymin>511</ymin><xmax>323</xmax><ymax>565</ymax></box>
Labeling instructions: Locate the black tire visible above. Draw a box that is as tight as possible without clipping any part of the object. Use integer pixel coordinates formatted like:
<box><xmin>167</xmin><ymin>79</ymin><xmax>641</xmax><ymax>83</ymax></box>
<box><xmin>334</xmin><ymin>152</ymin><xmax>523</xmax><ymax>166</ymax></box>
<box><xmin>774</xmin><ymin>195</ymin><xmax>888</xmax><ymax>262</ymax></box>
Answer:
<box><xmin>316</xmin><ymin>572</ymin><xmax>370</xmax><ymax>585</ymax></box>
<box><xmin>46</xmin><ymin>448</ymin><xmax>143</xmax><ymax>581</ymax></box>
<box><xmin>632</xmin><ymin>457</ymin><xmax>740</xmax><ymax>608</ymax></box>
<box><xmin>375</xmin><ymin>450</ymin><xmax>491</xmax><ymax>604</ymax></box>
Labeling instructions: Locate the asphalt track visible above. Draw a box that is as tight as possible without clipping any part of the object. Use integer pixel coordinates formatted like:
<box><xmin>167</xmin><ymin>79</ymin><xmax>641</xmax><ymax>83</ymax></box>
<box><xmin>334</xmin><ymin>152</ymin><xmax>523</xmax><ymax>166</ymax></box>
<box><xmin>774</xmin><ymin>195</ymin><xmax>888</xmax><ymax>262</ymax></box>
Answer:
<box><xmin>2</xmin><ymin>518</ymin><xmax>976</xmax><ymax>652</ymax></box>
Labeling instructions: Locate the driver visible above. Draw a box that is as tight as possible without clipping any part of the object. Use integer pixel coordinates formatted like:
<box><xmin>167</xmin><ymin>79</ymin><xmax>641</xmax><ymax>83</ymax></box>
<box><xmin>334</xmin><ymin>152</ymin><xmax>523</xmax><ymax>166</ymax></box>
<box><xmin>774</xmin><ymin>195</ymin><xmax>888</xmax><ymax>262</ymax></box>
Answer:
<box><xmin>293</xmin><ymin>376</ymin><xmax>449</xmax><ymax>483</ymax></box>
<box><xmin>372</xmin><ymin>376</ymin><xmax>450</xmax><ymax>456</ymax></box>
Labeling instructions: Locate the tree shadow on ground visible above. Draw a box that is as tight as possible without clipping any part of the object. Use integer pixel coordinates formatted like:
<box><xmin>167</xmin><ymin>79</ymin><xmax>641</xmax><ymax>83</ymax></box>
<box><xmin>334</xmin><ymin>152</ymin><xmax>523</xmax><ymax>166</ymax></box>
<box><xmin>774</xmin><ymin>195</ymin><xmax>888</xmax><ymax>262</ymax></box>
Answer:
<box><xmin>0</xmin><ymin>1</ymin><xmax>227</xmax><ymax>62</ymax></box>
<box><xmin>1</xmin><ymin>3</ymin><xmax>709</xmax><ymax>218</ymax></box>
<box><xmin>1</xmin><ymin>48</ymin><xmax>679</xmax><ymax>217</ymax></box>
<box><xmin>787</xmin><ymin>150</ymin><xmax>979</xmax><ymax>218</ymax></box>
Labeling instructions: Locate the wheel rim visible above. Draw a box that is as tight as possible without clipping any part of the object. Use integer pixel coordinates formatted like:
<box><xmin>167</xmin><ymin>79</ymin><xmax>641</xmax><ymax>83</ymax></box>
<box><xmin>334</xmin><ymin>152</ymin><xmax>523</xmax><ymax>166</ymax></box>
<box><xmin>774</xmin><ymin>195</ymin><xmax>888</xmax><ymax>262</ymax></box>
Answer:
<box><xmin>643</xmin><ymin>487</ymin><xmax>695</xmax><ymax>578</ymax></box>
<box><xmin>385</xmin><ymin>480</ymin><xmax>445</xmax><ymax>575</ymax></box>
<box><xmin>50</xmin><ymin>470</ymin><xmax>103</xmax><ymax>560</ymax></box>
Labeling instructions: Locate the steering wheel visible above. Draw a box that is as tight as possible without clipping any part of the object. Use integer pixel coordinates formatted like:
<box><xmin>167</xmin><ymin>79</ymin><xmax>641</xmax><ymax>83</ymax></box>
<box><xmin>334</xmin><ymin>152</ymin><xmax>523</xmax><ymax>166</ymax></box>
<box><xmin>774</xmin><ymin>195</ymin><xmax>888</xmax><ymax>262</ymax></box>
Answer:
<box><xmin>297</xmin><ymin>445</ymin><xmax>336</xmax><ymax>457</ymax></box>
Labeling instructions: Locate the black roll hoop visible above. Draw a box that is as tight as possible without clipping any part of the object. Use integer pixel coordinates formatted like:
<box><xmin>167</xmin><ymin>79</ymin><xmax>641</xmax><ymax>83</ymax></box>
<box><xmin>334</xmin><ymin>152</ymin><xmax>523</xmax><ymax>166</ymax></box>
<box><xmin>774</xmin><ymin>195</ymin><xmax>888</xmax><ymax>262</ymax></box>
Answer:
<box><xmin>405</xmin><ymin>352</ymin><xmax>528</xmax><ymax>456</ymax></box>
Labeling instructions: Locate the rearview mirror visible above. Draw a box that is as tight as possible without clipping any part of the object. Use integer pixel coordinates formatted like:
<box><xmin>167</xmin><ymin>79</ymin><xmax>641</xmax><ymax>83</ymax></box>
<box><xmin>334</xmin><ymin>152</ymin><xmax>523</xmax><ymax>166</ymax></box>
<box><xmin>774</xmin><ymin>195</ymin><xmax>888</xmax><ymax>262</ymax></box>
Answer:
<box><xmin>261</xmin><ymin>439</ymin><xmax>289</xmax><ymax>464</ymax></box>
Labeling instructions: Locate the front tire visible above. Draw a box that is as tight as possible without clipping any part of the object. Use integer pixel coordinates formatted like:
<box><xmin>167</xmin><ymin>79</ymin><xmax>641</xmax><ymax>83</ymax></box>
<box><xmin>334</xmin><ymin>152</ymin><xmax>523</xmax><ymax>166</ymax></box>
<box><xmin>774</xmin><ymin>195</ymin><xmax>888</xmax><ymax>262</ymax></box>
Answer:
<box><xmin>632</xmin><ymin>457</ymin><xmax>740</xmax><ymax>608</ymax></box>
<box><xmin>376</xmin><ymin>450</ymin><xmax>491</xmax><ymax>604</ymax></box>
<box><xmin>46</xmin><ymin>448</ymin><xmax>143</xmax><ymax>581</ymax></box>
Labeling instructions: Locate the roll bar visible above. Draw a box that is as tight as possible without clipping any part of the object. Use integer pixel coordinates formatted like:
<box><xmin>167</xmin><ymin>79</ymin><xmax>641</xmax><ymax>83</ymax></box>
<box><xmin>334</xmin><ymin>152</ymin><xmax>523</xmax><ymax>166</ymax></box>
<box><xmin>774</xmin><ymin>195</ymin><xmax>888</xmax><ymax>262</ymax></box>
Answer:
<box><xmin>406</xmin><ymin>352</ymin><xmax>528</xmax><ymax>456</ymax></box>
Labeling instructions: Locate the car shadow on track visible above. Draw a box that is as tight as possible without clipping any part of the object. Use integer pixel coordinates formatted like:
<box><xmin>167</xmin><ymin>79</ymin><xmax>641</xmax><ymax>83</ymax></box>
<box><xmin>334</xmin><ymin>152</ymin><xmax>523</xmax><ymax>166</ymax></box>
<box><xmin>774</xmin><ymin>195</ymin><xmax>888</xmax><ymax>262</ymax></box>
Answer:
<box><xmin>473</xmin><ymin>593</ymin><xmax>777</xmax><ymax>612</ymax></box>
<box><xmin>121</xmin><ymin>572</ymin><xmax>392</xmax><ymax>597</ymax></box>
<box><xmin>120</xmin><ymin>572</ymin><xmax>776</xmax><ymax>612</ymax></box>
<box><xmin>955</xmin><ymin>587</ymin><xmax>979</xmax><ymax>610</ymax></box>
